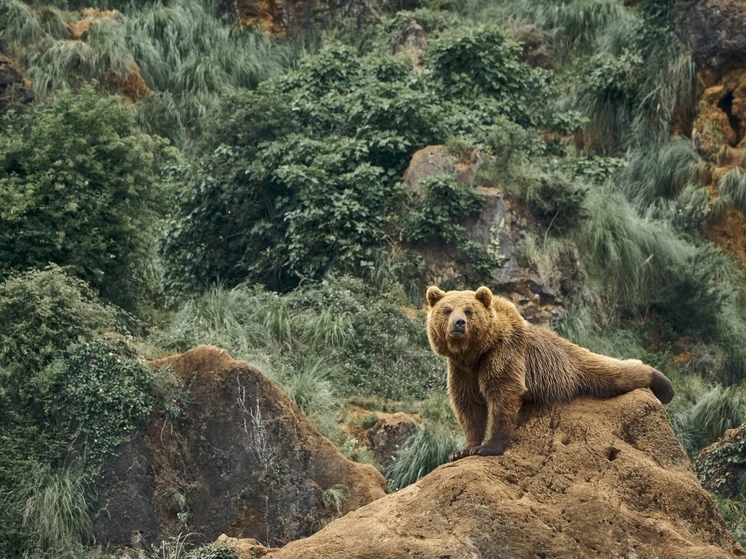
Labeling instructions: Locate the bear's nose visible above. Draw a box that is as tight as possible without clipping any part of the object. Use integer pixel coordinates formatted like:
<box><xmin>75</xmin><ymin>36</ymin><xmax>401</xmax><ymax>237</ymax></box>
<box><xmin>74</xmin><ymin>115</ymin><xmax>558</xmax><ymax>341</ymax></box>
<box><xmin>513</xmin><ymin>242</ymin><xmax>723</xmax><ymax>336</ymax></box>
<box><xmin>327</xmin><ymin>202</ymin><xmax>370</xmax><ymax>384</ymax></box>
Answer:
<box><xmin>454</xmin><ymin>318</ymin><xmax>466</xmax><ymax>328</ymax></box>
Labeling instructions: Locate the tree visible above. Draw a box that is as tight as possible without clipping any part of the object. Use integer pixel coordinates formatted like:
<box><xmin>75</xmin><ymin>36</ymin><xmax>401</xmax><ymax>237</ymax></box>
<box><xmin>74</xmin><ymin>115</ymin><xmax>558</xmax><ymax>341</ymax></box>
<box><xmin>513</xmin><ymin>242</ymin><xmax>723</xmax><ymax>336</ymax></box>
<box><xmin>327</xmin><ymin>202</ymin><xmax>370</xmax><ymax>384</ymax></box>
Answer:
<box><xmin>0</xmin><ymin>87</ymin><xmax>172</xmax><ymax>313</ymax></box>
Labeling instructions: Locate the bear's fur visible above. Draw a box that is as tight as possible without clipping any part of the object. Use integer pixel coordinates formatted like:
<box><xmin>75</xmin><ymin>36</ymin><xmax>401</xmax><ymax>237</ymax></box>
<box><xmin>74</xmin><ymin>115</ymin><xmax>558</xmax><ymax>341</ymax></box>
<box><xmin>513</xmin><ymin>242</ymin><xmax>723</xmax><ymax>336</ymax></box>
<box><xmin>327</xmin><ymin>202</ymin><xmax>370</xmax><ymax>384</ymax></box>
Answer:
<box><xmin>426</xmin><ymin>285</ymin><xmax>675</xmax><ymax>460</ymax></box>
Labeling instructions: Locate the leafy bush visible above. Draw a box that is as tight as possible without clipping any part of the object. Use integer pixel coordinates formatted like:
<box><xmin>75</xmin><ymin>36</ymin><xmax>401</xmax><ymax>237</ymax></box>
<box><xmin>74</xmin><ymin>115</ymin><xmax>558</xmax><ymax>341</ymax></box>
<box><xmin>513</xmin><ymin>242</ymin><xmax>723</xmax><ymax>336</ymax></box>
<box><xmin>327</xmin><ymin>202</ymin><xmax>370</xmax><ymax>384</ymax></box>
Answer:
<box><xmin>406</xmin><ymin>173</ymin><xmax>484</xmax><ymax>243</ymax></box>
<box><xmin>0</xmin><ymin>87</ymin><xmax>171</xmax><ymax>314</ymax></box>
<box><xmin>162</xmin><ymin>34</ymin><xmax>578</xmax><ymax>296</ymax></box>
<box><xmin>34</xmin><ymin>339</ymin><xmax>159</xmax><ymax>466</ymax></box>
<box><xmin>427</xmin><ymin>25</ymin><xmax>554</xmax><ymax>128</ymax></box>
<box><xmin>0</xmin><ymin>265</ymin><xmax>124</xmax><ymax>374</ymax></box>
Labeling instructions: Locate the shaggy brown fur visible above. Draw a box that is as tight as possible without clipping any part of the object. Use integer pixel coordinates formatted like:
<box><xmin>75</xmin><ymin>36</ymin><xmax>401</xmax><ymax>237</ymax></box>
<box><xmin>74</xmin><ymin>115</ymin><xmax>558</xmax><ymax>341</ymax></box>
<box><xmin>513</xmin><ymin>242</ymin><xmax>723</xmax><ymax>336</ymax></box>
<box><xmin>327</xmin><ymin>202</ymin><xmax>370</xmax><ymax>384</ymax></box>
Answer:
<box><xmin>426</xmin><ymin>286</ymin><xmax>675</xmax><ymax>460</ymax></box>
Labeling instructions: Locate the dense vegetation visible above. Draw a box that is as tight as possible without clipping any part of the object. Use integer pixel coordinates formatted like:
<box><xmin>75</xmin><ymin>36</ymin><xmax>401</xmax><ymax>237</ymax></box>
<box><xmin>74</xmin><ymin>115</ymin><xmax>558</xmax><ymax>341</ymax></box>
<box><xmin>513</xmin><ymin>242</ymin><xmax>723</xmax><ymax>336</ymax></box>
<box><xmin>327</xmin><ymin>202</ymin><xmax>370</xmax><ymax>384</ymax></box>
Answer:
<box><xmin>3</xmin><ymin>0</ymin><xmax>746</xmax><ymax>555</ymax></box>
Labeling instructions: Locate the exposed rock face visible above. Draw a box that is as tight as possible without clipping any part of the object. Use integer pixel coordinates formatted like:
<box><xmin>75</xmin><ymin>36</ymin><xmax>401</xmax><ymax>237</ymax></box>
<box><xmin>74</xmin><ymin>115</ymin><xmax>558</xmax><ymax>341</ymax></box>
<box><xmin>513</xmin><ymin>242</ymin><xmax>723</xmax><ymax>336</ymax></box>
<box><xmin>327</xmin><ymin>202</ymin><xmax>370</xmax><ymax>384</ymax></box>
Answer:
<box><xmin>404</xmin><ymin>145</ymin><xmax>520</xmax><ymax>287</ymax></box>
<box><xmin>696</xmin><ymin>424</ymin><xmax>746</xmax><ymax>499</ymax></box>
<box><xmin>230</xmin><ymin>391</ymin><xmax>744</xmax><ymax>558</ymax></box>
<box><xmin>681</xmin><ymin>0</ymin><xmax>746</xmax><ymax>75</ymax></box>
<box><xmin>93</xmin><ymin>346</ymin><xmax>386</xmax><ymax>550</ymax></box>
<box><xmin>228</xmin><ymin>0</ymin><xmax>325</xmax><ymax>34</ymax></box>
<box><xmin>390</xmin><ymin>18</ymin><xmax>428</xmax><ymax>72</ymax></box>
<box><xmin>365</xmin><ymin>412</ymin><xmax>419</xmax><ymax>471</ymax></box>
<box><xmin>0</xmin><ymin>56</ymin><xmax>34</xmax><ymax>114</ymax></box>
<box><xmin>404</xmin><ymin>145</ymin><xmax>564</xmax><ymax>324</ymax></box>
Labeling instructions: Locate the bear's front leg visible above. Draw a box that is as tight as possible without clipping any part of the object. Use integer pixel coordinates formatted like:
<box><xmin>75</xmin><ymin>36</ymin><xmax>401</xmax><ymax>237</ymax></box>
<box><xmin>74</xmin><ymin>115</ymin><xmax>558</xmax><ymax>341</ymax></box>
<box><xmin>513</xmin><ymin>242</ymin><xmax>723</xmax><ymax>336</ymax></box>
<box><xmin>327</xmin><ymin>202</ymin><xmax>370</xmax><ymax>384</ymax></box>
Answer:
<box><xmin>467</xmin><ymin>365</ymin><xmax>526</xmax><ymax>457</ymax></box>
<box><xmin>448</xmin><ymin>364</ymin><xmax>488</xmax><ymax>461</ymax></box>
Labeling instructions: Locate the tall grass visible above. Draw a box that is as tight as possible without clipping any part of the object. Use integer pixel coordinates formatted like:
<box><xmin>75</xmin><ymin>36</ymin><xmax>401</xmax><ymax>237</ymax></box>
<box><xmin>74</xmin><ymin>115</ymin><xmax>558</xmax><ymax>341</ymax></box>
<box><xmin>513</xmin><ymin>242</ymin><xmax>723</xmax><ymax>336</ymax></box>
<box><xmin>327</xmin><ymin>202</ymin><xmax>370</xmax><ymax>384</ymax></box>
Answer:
<box><xmin>668</xmin><ymin>379</ymin><xmax>746</xmax><ymax>456</ymax></box>
<box><xmin>713</xmin><ymin>168</ymin><xmax>746</xmax><ymax>220</ymax></box>
<box><xmin>494</xmin><ymin>0</ymin><xmax>632</xmax><ymax>62</ymax></box>
<box><xmin>386</xmin><ymin>421</ymin><xmax>462</xmax><ymax>491</ymax></box>
<box><xmin>579</xmin><ymin>185</ymin><xmax>689</xmax><ymax>310</ymax></box>
<box><xmin>620</xmin><ymin>136</ymin><xmax>703</xmax><ymax>208</ymax></box>
<box><xmin>19</xmin><ymin>464</ymin><xmax>92</xmax><ymax>556</ymax></box>
<box><xmin>3</xmin><ymin>0</ymin><xmax>299</xmax><ymax>145</ymax></box>
<box><xmin>0</xmin><ymin>0</ymin><xmax>45</xmax><ymax>50</ymax></box>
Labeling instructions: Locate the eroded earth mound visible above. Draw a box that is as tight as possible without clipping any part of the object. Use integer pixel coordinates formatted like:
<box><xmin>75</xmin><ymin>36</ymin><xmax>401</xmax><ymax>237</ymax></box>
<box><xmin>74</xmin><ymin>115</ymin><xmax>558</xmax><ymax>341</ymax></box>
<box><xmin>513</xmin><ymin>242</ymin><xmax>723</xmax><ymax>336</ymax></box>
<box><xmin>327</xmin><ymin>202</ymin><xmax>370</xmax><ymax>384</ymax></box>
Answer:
<box><xmin>231</xmin><ymin>390</ymin><xmax>743</xmax><ymax>559</ymax></box>
<box><xmin>93</xmin><ymin>345</ymin><xmax>386</xmax><ymax>550</ymax></box>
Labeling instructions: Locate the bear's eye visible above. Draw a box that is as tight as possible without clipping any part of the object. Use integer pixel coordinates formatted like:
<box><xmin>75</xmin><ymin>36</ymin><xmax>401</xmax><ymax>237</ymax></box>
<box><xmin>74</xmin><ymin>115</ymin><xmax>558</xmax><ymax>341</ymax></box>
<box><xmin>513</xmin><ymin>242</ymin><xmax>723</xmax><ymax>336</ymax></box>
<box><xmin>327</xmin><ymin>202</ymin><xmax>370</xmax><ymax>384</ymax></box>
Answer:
<box><xmin>465</xmin><ymin>308</ymin><xmax>473</xmax><ymax>318</ymax></box>
<box><xmin>444</xmin><ymin>308</ymin><xmax>452</xmax><ymax>316</ymax></box>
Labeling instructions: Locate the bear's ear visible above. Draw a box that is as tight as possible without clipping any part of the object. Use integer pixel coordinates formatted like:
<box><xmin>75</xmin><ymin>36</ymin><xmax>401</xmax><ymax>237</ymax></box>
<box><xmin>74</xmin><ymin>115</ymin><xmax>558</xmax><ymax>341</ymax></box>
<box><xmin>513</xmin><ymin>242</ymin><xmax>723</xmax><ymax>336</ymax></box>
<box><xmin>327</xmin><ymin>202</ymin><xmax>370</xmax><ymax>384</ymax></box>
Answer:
<box><xmin>475</xmin><ymin>286</ymin><xmax>493</xmax><ymax>308</ymax></box>
<box><xmin>426</xmin><ymin>286</ymin><xmax>446</xmax><ymax>308</ymax></box>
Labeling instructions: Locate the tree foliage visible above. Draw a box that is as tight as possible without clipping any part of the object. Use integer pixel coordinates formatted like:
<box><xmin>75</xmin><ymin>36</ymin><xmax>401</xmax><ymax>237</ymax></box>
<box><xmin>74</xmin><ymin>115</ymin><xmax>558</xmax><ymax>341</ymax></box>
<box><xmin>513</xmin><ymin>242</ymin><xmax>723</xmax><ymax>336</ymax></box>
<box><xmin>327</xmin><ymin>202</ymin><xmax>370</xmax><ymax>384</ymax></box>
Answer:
<box><xmin>0</xmin><ymin>87</ymin><xmax>172</xmax><ymax>313</ymax></box>
<box><xmin>162</xmin><ymin>34</ymin><xmax>573</xmax><ymax>296</ymax></box>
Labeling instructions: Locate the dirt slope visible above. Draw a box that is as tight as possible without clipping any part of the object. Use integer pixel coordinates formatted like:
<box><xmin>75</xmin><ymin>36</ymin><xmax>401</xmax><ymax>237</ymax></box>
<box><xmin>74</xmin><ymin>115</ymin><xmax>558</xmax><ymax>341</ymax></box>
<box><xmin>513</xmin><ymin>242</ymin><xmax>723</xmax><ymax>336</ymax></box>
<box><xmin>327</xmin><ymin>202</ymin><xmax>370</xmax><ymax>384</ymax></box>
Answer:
<box><xmin>93</xmin><ymin>345</ymin><xmax>386</xmax><ymax>550</ymax></box>
<box><xmin>245</xmin><ymin>390</ymin><xmax>744</xmax><ymax>559</ymax></box>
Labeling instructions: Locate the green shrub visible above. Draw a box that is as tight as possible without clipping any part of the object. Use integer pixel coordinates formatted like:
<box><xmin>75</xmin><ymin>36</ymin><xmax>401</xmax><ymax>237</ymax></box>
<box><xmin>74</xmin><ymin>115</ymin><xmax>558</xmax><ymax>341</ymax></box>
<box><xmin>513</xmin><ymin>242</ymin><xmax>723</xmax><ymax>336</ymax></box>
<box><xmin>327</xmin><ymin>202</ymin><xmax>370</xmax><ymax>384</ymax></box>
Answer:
<box><xmin>162</xmin><ymin>34</ymin><xmax>578</xmax><ymax>296</ymax></box>
<box><xmin>0</xmin><ymin>87</ymin><xmax>171</xmax><ymax>314</ymax></box>
<box><xmin>0</xmin><ymin>265</ymin><xmax>124</xmax><ymax>374</ymax></box>
<box><xmin>37</xmin><ymin>339</ymin><xmax>159</xmax><ymax>466</ymax></box>
<box><xmin>406</xmin><ymin>173</ymin><xmax>484</xmax><ymax>243</ymax></box>
<box><xmin>427</xmin><ymin>25</ymin><xmax>554</xmax><ymax>128</ymax></box>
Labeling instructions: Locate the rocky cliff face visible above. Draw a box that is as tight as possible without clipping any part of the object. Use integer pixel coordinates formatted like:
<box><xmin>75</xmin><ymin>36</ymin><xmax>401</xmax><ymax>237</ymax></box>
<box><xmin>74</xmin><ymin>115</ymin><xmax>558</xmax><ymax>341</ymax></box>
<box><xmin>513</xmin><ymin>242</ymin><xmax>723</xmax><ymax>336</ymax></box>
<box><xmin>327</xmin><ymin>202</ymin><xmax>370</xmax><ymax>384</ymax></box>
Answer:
<box><xmin>681</xmin><ymin>0</ymin><xmax>746</xmax><ymax>266</ymax></box>
<box><xmin>93</xmin><ymin>346</ymin><xmax>386</xmax><ymax>550</ymax></box>
<box><xmin>226</xmin><ymin>391</ymin><xmax>744</xmax><ymax>558</ymax></box>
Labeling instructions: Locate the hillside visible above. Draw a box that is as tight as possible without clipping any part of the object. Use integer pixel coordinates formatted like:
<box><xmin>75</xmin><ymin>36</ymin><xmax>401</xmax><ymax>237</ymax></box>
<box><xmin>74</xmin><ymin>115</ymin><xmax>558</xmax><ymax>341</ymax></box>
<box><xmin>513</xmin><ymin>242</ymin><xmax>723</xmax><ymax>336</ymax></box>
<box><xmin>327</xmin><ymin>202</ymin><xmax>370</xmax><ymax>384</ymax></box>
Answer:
<box><xmin>3</xmin><ymin>0</ymin><xmax>746</xmax><ymax>556</ymax></box>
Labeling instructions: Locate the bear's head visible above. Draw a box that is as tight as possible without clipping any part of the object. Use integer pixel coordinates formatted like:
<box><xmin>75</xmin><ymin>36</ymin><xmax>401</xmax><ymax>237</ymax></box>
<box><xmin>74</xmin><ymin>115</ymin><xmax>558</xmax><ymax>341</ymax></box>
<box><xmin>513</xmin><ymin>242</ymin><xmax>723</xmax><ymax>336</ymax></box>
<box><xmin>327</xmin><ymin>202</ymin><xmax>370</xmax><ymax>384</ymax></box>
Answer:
<box><xmin>426</xmin><ymin>286</ymin><xmax>496</xmax><ymax>359</ymax></box>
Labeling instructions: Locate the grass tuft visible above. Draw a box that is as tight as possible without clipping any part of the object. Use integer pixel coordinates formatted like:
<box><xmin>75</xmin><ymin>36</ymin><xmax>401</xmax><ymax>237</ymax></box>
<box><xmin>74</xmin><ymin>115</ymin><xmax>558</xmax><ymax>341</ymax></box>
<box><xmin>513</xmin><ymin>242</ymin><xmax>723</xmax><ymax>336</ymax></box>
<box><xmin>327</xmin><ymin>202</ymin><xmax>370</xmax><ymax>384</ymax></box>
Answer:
<box><xmin>386</xmin><ymin>421</ymin><xmax>462</xmax><ymax>491</ymax></box>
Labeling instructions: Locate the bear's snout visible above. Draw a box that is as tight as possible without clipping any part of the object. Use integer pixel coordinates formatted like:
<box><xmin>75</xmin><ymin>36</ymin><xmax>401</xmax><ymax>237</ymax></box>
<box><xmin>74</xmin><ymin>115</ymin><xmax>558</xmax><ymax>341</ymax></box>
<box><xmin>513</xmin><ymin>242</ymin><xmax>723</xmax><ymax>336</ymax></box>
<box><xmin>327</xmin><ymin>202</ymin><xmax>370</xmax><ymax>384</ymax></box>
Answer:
<box><xmin>449</xmin><ymin>313</ymin><xmax>467</xmax><ymax>338</ymax></box>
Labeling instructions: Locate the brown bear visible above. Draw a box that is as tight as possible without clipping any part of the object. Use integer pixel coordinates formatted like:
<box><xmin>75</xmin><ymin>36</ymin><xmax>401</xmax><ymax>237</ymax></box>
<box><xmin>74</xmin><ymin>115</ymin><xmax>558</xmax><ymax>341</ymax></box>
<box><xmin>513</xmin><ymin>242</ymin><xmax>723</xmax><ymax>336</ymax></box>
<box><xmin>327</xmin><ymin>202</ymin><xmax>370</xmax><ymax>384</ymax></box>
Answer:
<box><xmin>426</xmin><ymin>285</ymin><xmax>675</xmax><ymax>460</ymax></box>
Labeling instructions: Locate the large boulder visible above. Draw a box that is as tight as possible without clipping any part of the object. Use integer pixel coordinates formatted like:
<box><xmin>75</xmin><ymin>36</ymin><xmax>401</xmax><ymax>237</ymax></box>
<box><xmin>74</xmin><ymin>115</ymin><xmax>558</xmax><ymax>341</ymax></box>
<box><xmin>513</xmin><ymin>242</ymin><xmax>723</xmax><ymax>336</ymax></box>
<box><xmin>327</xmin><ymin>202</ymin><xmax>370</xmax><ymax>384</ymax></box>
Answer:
<box><xmin>231</xmin><ymin>390</ymin><xmax>744</xmax><ymax>558</ymax></box>
<box><xmin>93</xmin><ymin>346</ymin><xmax>386</xmax><ymax>550</ymax></box>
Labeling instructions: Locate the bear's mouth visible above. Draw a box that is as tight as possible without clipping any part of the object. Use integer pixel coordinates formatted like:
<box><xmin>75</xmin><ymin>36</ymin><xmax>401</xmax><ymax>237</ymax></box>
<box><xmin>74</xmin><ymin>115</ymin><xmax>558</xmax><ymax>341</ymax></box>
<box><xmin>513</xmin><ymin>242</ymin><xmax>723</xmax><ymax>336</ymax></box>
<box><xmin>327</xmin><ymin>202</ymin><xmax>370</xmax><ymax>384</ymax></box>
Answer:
<box><xmin>449</xmin><ymin>330</ymin><xmax>465</xmax><ymax>338</ymax></box>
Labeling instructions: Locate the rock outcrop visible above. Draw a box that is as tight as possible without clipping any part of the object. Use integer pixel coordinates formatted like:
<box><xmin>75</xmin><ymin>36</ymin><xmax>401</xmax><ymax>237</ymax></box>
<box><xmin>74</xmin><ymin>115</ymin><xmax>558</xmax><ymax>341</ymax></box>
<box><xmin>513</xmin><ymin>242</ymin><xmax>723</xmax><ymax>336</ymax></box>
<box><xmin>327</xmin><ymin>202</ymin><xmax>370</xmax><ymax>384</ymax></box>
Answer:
<box><xmin>228</xmin><ymin>391</ymin><xmax>744</xmax><ymax>558</ymax></box>
<box><xmin>93</xmin><ymin>346</ymin><xmax>386</xmax><ymax>550</ymax></box>
<box><xmin>0</xmin><ymin>56</ymin><xmax>34</xmax><ymax>114</ymax></box>
<box><xmin>404</xmin><ymin>145</ymin><xmax>564</xmax><ymax>325</ymax></box>
<box><xmin>681</xmin><ymin>0</ymin><xmax>746</xmax><ymax>76</ymax></box>
<box><xmin>696</xmin><ymin>424</ymin><xmax>746</xmax><ymax>499</ymax></box>
<box><xmin>680</xmin><ymin>0</ymin><xmax>746</xmax><ymax>267</ymax></box>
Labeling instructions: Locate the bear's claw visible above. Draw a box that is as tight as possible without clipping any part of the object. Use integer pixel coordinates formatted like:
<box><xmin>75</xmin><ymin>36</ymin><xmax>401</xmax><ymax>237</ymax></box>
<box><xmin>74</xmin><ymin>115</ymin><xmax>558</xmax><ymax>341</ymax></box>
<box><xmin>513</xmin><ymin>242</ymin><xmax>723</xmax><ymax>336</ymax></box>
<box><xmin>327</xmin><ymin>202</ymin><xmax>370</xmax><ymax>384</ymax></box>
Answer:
<box><xmin>450</xmin><ymin>440</ymin><xmax>509</xmax><ymax>461</ymax></box>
